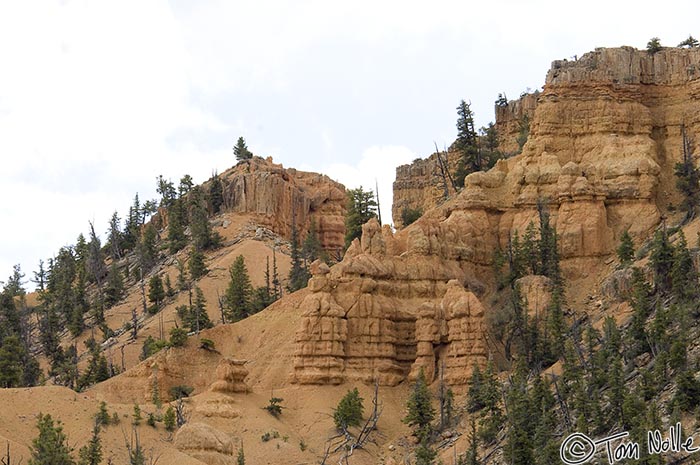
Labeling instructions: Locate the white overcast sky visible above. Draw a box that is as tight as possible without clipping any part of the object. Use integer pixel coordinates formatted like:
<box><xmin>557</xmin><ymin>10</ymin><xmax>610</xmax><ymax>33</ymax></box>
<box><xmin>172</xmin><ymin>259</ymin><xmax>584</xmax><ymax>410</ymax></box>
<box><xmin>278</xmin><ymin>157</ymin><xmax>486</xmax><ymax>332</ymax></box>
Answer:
<box><xmin>1</xmin><ymin>0</ymin><xmax>698</xmax><ymax>286</ymax></box>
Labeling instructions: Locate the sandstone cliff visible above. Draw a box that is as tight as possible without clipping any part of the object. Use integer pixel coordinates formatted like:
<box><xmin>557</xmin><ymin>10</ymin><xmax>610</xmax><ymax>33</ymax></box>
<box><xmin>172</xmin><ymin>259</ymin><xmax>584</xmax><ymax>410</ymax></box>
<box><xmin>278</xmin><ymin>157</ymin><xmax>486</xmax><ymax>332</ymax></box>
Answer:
<box><xmin>156</xmin><ymin>156</ymin><xmax>346</xmax><ymax>253</ymax></box>
<box><xmin>296</xmin><ymin>46</ymin><xmax>700</xmax><ymax>387</ymax></box>
<box><xmin>292</xmin><ymin>219</ymin><xmax>489</xmax><ymax>387</ymax></box>
<box><xmin>392</xmin><ymin>151</ymin><xmax>460</xmax><ymax>228</ymax></box>
<box><xmin>218</xmin><ymin>157</ymin><xmax>347</xmax><ymax>253</ymax></box>
<box><xmin>495</xmin><ymin>91</ymin><xmax>539</xmax><ymax>155</ymax></box>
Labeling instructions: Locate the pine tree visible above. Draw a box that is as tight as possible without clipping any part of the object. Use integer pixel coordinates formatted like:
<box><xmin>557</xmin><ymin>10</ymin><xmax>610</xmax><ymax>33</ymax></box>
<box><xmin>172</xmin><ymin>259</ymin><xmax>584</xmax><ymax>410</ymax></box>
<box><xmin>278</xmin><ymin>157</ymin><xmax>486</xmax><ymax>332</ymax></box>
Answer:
<box><xmin>156</xmin><ymin>175</ymin><xmax>176</xmax><ymax>208</ymax></box>
<box><xmin>148</xmin><ymin>275</ymin><xmax>165</xmax><ymax>312</ymax></box>
<box><xmin>126</xmin><ymin>428</ymin><xmax>147</xmax><ymax>465</ymax></box>
<box><xmin>163</xmin><ymin>406</ymin><xmax>176</xmax><ymax>432</ymax></box>
<box><xmin>647</xmin><ymin>37</ymin><xmax>662</xmax><ymax>54</ymax></box>
<box><xmin>252</xmin><ymin>256</ymin><xmax>274</xmax><ymax>312</ymax></box>
<box><xmin>178</xmin><ymin>174</ymin><xmax>194</xmax><ymax>197</ymax></box>
<box><xmin>67</xmin><ymin>272</ymin><xmax>89</xmax><ymax>337</ymax></box>
<box><xmin>176</xmin><ymin>259</ymin><xmax>188</xmax><ymax>292</ymax></box>
<box><xmin>137</xmin><ymin>224</ymin><xmax>158</xmax><ymax>272</ymax></box>
<box><xmin>189</xmin><ymin>187</ymin><xmax>221</xmax><ymax>251</ymax></box>
<box><xmin>288</xmin><ymin>221</ymin><xmax>310</xmax><ymax>292</ymax></box>
<box><xmin>462</xmin><ymin>417</ymin><xmax>480</xmax><ymax>465</ymax></box>
<box><xmin>187</xmin><ymin>287</ymin><xmax>213</xmax><ymax>333</ymax></box>
<box><xmin>521</xmin><ymin>222</ymin><xmax>539</xmax><ymax>275</ymax></box>
<box><xmin>132</xmin><ymin>404</ymin><xmax>142</xmax><ymax>426</ymax></box>
<box><xmin>271</xmin><ymin>251</ymin><xmax>281</xmax><ymax>300</ymax></box>
<box><xmin>415</xmin><ymin>441</ymin><xmax>436</xmax><ymax>465</ymax></box>
<box><xmin>546</xmin><ymin>288</ymin><xmax>566</xmax><ymax>361</ymax></box>
<box><xmin>77</xmin><ymin>423</ymin><xmax>102</xmax><ymax>465</ymax></box>
<box><xmin>122</xmin><ymin>194</ymin><xmax>142</xmax><ymax>251</ymax></box>
<box><xmin>188</xmin><ymin>249</ymin><xmax>208</xmax><ymax>280</ymax></box>
<box><xmin>675</xmin><ymin>125</ymin><xmax>700</xmax><ymax>220</ymax></box>
<box><xmin>480</xmin><ymin>122</ymin><xmax>501</xmax><ymax>169</ymax></box>
<box><xmin>0</xmin><ymin>335</ymin><xmax>24</xmax><ymax>388</ymax></box>
<box><xmin>531</xmin><ymin>376</ymin><xmax>558</xmax><ymax>465</ymax></box>
<box><xmin>140</xmin><ymin>199</ymin><xmax>158</xmax><ymax>225</ymax></box>
<box><xmin>649</xmin><ymin>227</ymin><xmax>673</xmax><ymax>293</ymax></box>
<box><xmin>103</xmin><ymin>262</ymin><xmax>124</xmax><ymax>308</ymax></box>
<box><xmin>224</xmin><ymin>255</ymin><xmax>252</xmax><ymax>321</ymax></box>
<box><xmin>679</xmin><ymin>35</ymin><xmax>700</xmax><ymax>48</ymax></box>
<box><xmin>344</xmin><ymin>187</ymin><xmax>377</xmax><ymax>249</ymax></box>
<box><xmin>233</xmin><ymin>137</ymin><xmax>252</xmax><ymax>161</ymax></box>
<box><xmin>404</xmin><ymin>368</ymin><xmax>435</xmax><ymax>442</ymax></box>
<box><xmin>507</xmin><ymin>231</ymin><xmax>526</xmax><ymax>283</ymax></box>
<box><xmin>86</xmin><ymin>223</ymin><xmax>106</xmax><ymax>286</ymax></box>
<box><xmin>454</xmin><ymin>100</ymin><xmax>481</xmax><ymax>187</ymax></box>
<box><xmin>671</xmin><ymin>231</ymin><xmax>697</xmax><ymax>302</ymax></box>
<box><xmin>107</xmin><ymin>211</ymin><xmax>122</xmax><ymax>260</ymax></box>
<box><xmin>628</xmin><ymin>267</ymin><xmax>652</xmax><ymax>356</ymax></box>
<box><xmin>164</xmin><ymin>274</ymin><xmax>175</xmax><ymax>297</ymax></box>
<box><xmin>467</xmin><ymin>364</ymin><xmax>485</xmax><ymax>412</ymax></box>
<box><xmin>29</xmin><ymin>414</ymin><xmax>75</xmax><ymax>465</ymax></box>
<box><xmin>617</xmin><ymin>230</ymin><xmax>635</xmax><ymax>266</ymax></box>
<box><xmin>607</xmin><ymin>354</ymin><xmax>625</xmax><ymax>423</ymax></box>
<box><xmin>503</xmin><ymin>363</ymin><xmax>534</xmax><ymax>465</ymax></box>
<box><xmin>77</xmin><ymin>339</ymin><xmax>110</xmax><ymax>390</ymax></box>
<box><xmin>209</xmin><ymin>172</ymin><xmax>224</xmax><ymax>215</ymax></box>
<box><xmin>537</xmin><ymin>199</ymin><xmax>560</xmax><ymax>284</ymax></box>
<box><xmin>302</xmin><ymin>219</ymin><xmax>323</xmax><ymax>263</ymax></box>
<box><xmin>236</xmin><ymin>444</ymin><xmax>246</xmax><ymax>465</ymax></box>
<box><xmin>167</xmin><ymin>198</ymin><xmax>187</xmax><ymax>254</ymax></box>
<box><xmin>96</xmin><ymin>402</ymin><xmax>110</xmax><ymax>427</ymax></box>
<box><xmin>333</xmin><ymin>388</ymin><xmax>364</xmax><ymax>431</ymax></box>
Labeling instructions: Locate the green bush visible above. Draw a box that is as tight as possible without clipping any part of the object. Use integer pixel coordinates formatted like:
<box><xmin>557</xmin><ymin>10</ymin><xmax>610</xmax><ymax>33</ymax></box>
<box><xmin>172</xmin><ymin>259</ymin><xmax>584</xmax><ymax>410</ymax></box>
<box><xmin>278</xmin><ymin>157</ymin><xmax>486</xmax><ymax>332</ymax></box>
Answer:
<box><xmin>169</xmin><ymin>385</ymin><xmax>194</xmax><ymax>400</ymax></box>
<box><xmin>169</xmin><ymin>327</ymin><xmax>188</xmax><ymax>347</ymax></box>
<box><xmin>401</xmin><ymin>207</ymin><xmax>422</xmax><ymax>227</ymax></box>
<box><xmin>333</xmin><ymin>388</ymin><xmax>364</xmax><ymax>431</ymax></box>
<box><xmin>264</xmin><ymin>396</ymin><xmax>284</xmax><ymax>417</ymax></box>
<box><xmin>647</xmin><ymin>37</ymin><xmax>662</xmax><ymax>54</ymax></box>
<box><xmin>261</xmin><ymin>431</ymin><xmax>280</xmax><ymax>442</ymax></box>
<box><xmin>199</xmin><ymin>338</ymin><xmax>216</xmax><ymax>351</ymax></box>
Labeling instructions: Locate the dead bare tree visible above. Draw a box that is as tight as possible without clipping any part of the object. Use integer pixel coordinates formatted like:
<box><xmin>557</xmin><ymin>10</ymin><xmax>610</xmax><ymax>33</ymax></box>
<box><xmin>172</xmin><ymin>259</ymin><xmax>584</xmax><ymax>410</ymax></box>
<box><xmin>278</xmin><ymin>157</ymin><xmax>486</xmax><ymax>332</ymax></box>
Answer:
<box><xmin>216</xmin><ymin>290</ymin><xmax>226</xmax><ymax>325</ymax></box>
<box><xmin>139</xmin><ymin>268</ymin><xmax>147</xmax><ymax>315</ymax></box>
<box><xmin>320</xmin><ymin>380</ymin><xmax>383</xmax><ymax>464</ymax></box>
<box><xmin>175</xmin><ymin>397</ymin><xmax>189</xmax><ymax>428</ymax></box>
<box><xmin>1</xmin><ymin>442</ymin><xmax>21</xmax><ymax>465</ymax></box>
<box><xmin>123</xmin><ymin>426</ymin><xmax>160</xmax><ymax>465</ymax></box>
<box><xmin>375</xmin><ymin>179</ymin><xmax>382</xmax><ymax>226</ymax></box>
<box><xmin>434</xmin><ymin>142</ymin><xmax>458</xmax><ymax>195</ymax></box>
<box><xmin>434</xmin><ymin>142</ymin><xmax>451</xmax><ymax>200</ymax></box>
<box><xmin>131</xmin><ymin>308</ymin><xmax>138</xmax><ymax>340</ymax></box>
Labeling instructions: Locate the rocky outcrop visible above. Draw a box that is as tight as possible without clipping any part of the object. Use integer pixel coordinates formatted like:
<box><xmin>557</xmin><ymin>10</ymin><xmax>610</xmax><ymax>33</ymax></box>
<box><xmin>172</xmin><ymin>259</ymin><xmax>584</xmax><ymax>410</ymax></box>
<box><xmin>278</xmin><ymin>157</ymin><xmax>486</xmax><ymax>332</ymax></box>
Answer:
<box><xmin>515</xmin><ymin>275</ymin><xmax>553</xmax><ymax>317</ymax></box>
<box><xmin>210</xmin><ymin>358</ymin><xmax>249</xmax><ymax>394</ymax></box>
<box><xmin>219</xmin><ymin>157</ymin><xmax>346</xmax><ymax>253</ymax></box>
<box><xmin>97</xmin><ymin>346</ymin><xmax>222</xmax><ymax>403</ymax></box>
<box><xmin>296</xmin><ymin>46</ymin><xmax>700</xmax><ymax>387</ymax></box>
<box><xmin>292</xmin><ymin>219</ymin><xmax>488</xmax><ymax>386</ymax></box>
<box><xmin>397</xmin><ymin>47</ymin><xmax>700</xmax><ymax>260</ymax></box>
<box><xmin>495</xmin><ymin>91</ymin><xmax>539</xmax><ymax>156</ymax></box>
<box><xmin>409</xmin><ymin>280</ymin><xmax>487</xmax><ymax>385</ymax></box>
<box><xmin>174</xmin><ymin>423</ymin><xmax>236</xmax><ymax>465</ymax></box>
<box><xmin>392</xmin><ymin>152</ymin><xmax>460</xmax><ymax>228</ymax></box>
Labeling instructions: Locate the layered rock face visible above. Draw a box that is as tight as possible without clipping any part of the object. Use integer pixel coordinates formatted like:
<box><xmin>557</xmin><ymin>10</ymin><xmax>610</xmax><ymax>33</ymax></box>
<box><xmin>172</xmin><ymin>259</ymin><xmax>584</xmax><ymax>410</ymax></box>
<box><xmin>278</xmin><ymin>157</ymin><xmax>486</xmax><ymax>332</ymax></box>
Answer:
<box><xmin>174</xmin><ymin>423</ymin><xmax>236</xmax><ymax>465</ymax></box>
<box><xmin>495</xmin><ymin>91</ymin><xmax>539</xmax><ymax>155</ymax></box>
<box><xmin>392</xmin><ymin>152</ymin><xmax>460</xmax><ymax>228</ymax></box>
<box><xmin>220</xmin><ymin>157</ymin><xmax>347</xmax><ymax>252</ymax></box>
<box><xmin>292</xmin><ymin>219</ymin><xmax>488</xmax><ymax>386</ymax></box>
<box><xmin>399</xmin><ymin>47</ymin><xmax>700</xmax><ymax>257</ymax></box>
<box><xmin>210</xmin><ymin>358</ymin><xmax>249</xmax><ymax>394</ymax></box>
<box><xmin>295</xmin><ymin>46</ymin><xmax>700</xmax><ymax>387</ymax></box>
